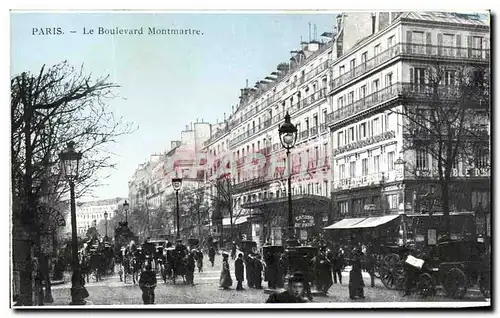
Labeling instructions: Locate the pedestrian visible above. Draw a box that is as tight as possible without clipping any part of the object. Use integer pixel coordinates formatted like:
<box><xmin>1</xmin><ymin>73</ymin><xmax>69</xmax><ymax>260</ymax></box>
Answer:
<box><xmin>139</xmin><ymin>262</ymin><xmax>157</xmax><ymax>304</ymax></box>
<box><xmin>333</xmin><ymin>246</ymin><xmax>344</xmax><ymax>284</ymax></box>
<box><xmin>316</xmin><ymin>249</ymin><xmax>333</xmax><ymax>295</ymax></box>
<box><xmin>196</xmin><ymin>249</ymin><xmax>204</xmax><ymax>273</ymax></box>
<box><xmin>245</xmin><ymin>255</ymin><xmax>255</xmax><ymax>288</ymax></box>
<box><xmin>186</xmin><ymin>251</ymin><xmax>196</xmax><ymax>286</ymax></box>
<box><xmin>294</xmin><ymin>270</ymin><xmax>313</xmax><ymax>301</ymax></box>
<box><xmin>349</xmin><ymin>249</ymin><xmax>365</xmax><ymax>300</ymax></box>
<box><xmin>208</xmin><ymin>245</ymin><xmax>216</xmax><ymax>267</ymax></box>
<box><xmin>254</xmin><ymin>254</ymin><xmax>264</xmax><ymax>289</ymax></box>
<box><xmin>266</xmin><ymin>272</ymin><xmax>308</xmax><ymax>303</ymax></box>
<box><xmin>231</xmin><ymin>242</ymin><xmax>237</xmax><ymax>260</ymax></box>
<box><xmin>235</xmin><ymin>253</ymin><xmax>245</xmax><ymax>290</ymax></box>
<box><xmin>220</xmin><ymin>252</ymin><xmax>233</xmax><ymax>289</ymax></box>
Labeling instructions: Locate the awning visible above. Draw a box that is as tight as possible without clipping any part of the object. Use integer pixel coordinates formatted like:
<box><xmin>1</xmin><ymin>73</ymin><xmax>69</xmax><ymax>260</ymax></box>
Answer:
<box><xmin>323</xmin><ymin>217</ymin><xmax>367</xmax><ymax>230</ymax></box>
<box><xmin>222</xmin><ymin>216</ymin><xmax>249</xmax><ymax>226</ymax></box>
<box><xmin>324</xmin><ymin>214</ymin><xmax>400</xmax><ymax>230</ymax></box>
<box><xmin>349</xmin><ymin>214</ymin><xmax>400</xmax><ymax>229</ymax></box>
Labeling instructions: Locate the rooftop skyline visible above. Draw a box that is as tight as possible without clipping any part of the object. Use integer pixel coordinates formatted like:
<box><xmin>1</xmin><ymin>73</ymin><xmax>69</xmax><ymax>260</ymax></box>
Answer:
<box><xmin>11</xmin><ymin>11</ymin><xmax>338</xmax><ymax>200</ymax></box>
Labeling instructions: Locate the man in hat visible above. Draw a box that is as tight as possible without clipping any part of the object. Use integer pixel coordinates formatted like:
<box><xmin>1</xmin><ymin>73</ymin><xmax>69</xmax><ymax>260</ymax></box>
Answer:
<box><xmin>139</xmin><ymin>261</ymin><xmax>157</xmax><ymax>304</ymax></box>
<box><xmin>266</xmin><ymin>272</ymin><xmax>307</xmax><ymax>303</ymax></box>
<box><xmin>254</xmin><ymin>254</ymin><xmax>264</xmax><ymax>289</ymax></box>
<box><xmin>208</xmin><ymin>245</ymin><xmax>216</xmax><ymax>267</ymax></box>
<box><xmin>235</xmin><ymin>253</ymin><xmax>245</xmax><ymax>290</ymax></box>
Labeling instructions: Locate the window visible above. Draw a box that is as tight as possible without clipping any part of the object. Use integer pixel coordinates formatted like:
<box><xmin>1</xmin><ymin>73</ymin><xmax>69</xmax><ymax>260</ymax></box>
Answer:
<box><xmin>388</xmin><ymin>151</ymin><xmax>395</xmax><ymax>170</ymax></box>
<box><xmin>386</xmin><ymin>73</ymin><xmax>393</xmax><ymax>87</ymax></box>
<box><xmin>416</xmin><ymin>148</ymin><xmax>428</xmax><ymax>170</ymax></box>
<box><xmin>338</xmin><ymin>132</ymin><xmax>344</xmax><ymax>147</ymax></box>
<box><xmin>361</xmin><ymin>52</ymin><xmax>367</xmax><ymax>64</ymax></box>
<box><xmin>350</xmin><ymin>161</ymin><xmax>356</xmax><ymax>178</ymax></box>
<box><xmin>362</xmin><ymin>158</ymin><xmax>368</xmax><ymax>176</ymax></box>
<box><xmin>305</xmin><ymin>118</ymin><xmax>309</xmax><ymax>130</ymax></box>
<box><xmin>338</xmin><ymin>96</ymin><xmax>344</xmax><ymax>108</ymax></box>
<box><xmin>372</xmin><ymin>117</ymin><xmax>380</xmax><ymax>135</ymax></box>
<box><xmin>442</xmin><ymin>34</ymin><xmax>454</xmax><ymax>56</ymax></box>
<box><xmin>387</xmin><ymin>194</ymin><xmax>398</xmax><ymax>209</ymax></box>
<box><xmin>360</xmin><ymin>85</ymin><xmax>366</xmax><ymax>99</ymax></box>
<box><xmin>411</xmin><ymin>68</ymin><xmax>426</xmax><ymax>87</ymax></box>
<box><xmin>339</xmin><ymin>164</ymin><xmax>346</xmax><ymax>179</ymax></box>
<box><xmin>474</xmin><ymin>144</ymin><xmax>489</xmax><ymax>169</ymax></box>
<box><xmin>387</xmin><ymin>35</ymin><xmax>394</xmax><ymax>48</ymax></box>
<box><xmin>372</xmin><ymin>79</ymin><xmax>380</xmax><ymax>92</ymax></box>
<box><xmin>350</xmin><ymin>59</ymin><xmax>356</xmax><ymax>72</ymax></box>
<box><xmin>313</xmin><ymin>114</ymin><xmax>318</xmax><ymax>127</ymax></box>
<box><xmin>339</xmin><ymin>201</ymin><xmax>349</xmax><ymax>215</ymax></box>
<box><xmin>472</xmin><ymin>36</ymin><xmax>483</xmax><ymax>58</ymax></box>
<box><xmin>323</xmin><ymin>109</ymin><xmax>327</xmax><ymax>124</ymax></box>
<box><xmin>339</xmin><ymin>65</ymin><xmax>345</xmax><ymax>75</ymax></box>
<box><xmin>411</xmin><ymin>31</ymin><xmax>424</xmax><ymax>54</ymax></box>
<box><xmin>348</xmin><ymin>91</ymin><xmax>354</xmax><ymax>104</ymax></box>
<box><xmin>360</xmin><ymin>123</ymin><xmax>367</xmax><ymax>138</ymax></box>
<box><xmin>374</xmin><ymin>155</ymin><xmax>380</xmax><ymax>173</ymax></box>
<box><xmin>349</xmin><ymin>127</ymin><xmax>355</xmax><ymax>142</ymax></box>
<box><xmin>374</xmin><ymin>44</ymin><xmax>380</xmax><ymax>56</ymax></box>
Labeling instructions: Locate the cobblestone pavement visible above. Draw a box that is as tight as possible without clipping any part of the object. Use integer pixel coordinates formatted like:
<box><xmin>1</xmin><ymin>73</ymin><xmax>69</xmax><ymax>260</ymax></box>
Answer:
<box><xmin>48</xmin><ymin>255</ymin><xmax>490</xmax><ymax>306</ymax></box>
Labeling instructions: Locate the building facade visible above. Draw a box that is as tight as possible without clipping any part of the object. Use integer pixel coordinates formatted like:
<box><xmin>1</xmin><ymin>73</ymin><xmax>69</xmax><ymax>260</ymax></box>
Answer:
<box><xmin>326</xmin><ymin>12</ymin><xmax>490</xmax><ymax>240</ymax></box>
<box><xmin>73</xmin><ymin>197</ymin><xmax>125</xmax><ymax>236</ymax></box>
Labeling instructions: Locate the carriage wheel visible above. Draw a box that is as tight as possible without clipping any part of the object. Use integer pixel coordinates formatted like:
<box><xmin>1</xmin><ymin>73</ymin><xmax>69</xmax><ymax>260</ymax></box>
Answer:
<box><xmin>444</xmin><ymin>268</ymin><xmax>468</xmax><ymax>299</ymax></box>
<box><xmin>417</xmin><ymin>273</ymin><xmax>436</xmax><ymax>297</ymax></box>
<box><xmin>379</xmin><ymin>254</ymin><xmax>402</xmax><ymax>290</ymax></box>
<box><xmin>479</xmin><ymin>272</ymin><xmax>491</xmax><ymax>298</ymax></box>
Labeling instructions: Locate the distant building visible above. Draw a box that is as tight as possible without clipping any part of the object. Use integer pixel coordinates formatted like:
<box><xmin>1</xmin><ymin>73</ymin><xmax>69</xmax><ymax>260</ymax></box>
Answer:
<box><xmin>70</xmin><ymin>197</ymin><xmax>126</xmax><ymax>236</ymax></box>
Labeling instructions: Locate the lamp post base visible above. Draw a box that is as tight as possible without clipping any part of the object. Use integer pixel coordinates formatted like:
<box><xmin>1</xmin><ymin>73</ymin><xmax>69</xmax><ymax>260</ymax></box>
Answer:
<box><xmin>70</xmin><ymin>286</ymin><xmax>88</xmax><ymax>305</ymax></box>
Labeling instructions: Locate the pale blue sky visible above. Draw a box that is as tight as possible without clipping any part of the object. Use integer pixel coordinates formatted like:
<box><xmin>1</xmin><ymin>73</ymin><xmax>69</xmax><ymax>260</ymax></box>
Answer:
<box><xmin>11</xmin><ymin>11</ymin><xmax>337</xmax><ymax>200</ymax></box>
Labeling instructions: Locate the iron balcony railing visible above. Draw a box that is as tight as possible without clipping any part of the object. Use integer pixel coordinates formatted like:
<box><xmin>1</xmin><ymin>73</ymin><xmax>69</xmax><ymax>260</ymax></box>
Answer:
<box><xmin>230</xmin><ymin>88</ymin><xmax>327</xmax><ymax>147</ymax></box>
<box><xmin>329</xmin><ymin>42</ymin><xmax>490</xmax><ymax>93</ymax></box>
<box><xmin>310</xmin><ymin>126</ymin><xmax>318</xmax><ymax>137</ymax></box>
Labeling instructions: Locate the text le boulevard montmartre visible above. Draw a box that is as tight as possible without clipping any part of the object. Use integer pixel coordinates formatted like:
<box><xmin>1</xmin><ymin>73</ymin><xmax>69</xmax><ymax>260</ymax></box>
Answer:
<box><xmin>83</xmin><ymin>27</ymin><xmax>202</xmax><ymax>35</ymax></box>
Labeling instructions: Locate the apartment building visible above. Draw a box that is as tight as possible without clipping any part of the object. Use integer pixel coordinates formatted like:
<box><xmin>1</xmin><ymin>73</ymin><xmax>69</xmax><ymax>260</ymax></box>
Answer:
<box><xmin>325</xmin><ymin>12</ymin><xmax>490</xmax><ymax>236</ymax></box>
<box><xmin>74</xmin><ymin>197</ymin><xmax>125</xmax><ymax>236</ymax></box>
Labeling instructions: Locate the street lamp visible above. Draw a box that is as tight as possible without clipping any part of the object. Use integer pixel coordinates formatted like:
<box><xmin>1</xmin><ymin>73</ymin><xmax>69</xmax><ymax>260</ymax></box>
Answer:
<box><xmin>278</xmin><ymin>112</ymin><xmax>298</xmax><ymax>246</ymax></box>
<box><xmin>172</xmin><ymin>177</ymin><xmax>183</xmax><ymax>240</ymax></box>
<box><xmin>59</xmin><ymin>141</ymin><xmax>87</xmax><ymax>305</ymax></box>
<box><xmin>123</xmin><ymin>200</ymin><xmax>129</xmax><ymax>224</ymax></box>
<box><xmin>104</xmin><ymin>211</ymin><xmax>108</xmax><ymax>240</ymax></box>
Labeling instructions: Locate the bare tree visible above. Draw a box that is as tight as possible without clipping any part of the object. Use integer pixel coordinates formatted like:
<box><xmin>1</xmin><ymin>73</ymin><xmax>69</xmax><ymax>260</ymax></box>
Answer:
<box><xmin>393</xmin><ymin>61</ymin><xmax>490</xmax><ymax>235</ymax></box>
<box><xmin>11</xmin><ymin>61</ymin><xmax>137</xmax><ymax>221</ymax></box>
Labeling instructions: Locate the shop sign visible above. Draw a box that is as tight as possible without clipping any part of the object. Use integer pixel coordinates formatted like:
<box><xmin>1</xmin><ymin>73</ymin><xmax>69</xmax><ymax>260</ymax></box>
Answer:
<box><xmin>295</xmin><ymin>215</ymin><xmax>314</xmax><ymax>228</ymax></box>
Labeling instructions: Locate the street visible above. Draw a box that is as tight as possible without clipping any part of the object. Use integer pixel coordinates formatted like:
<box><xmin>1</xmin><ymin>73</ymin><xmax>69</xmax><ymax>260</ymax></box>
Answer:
<box><xmin>47</xmin><ymin>254</ymin><xmax>489</xmax><ymax>306</ymax></box>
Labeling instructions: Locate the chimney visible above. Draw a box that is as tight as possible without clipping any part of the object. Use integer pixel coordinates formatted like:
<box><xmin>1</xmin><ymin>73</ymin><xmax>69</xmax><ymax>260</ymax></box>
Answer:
<box><xmin>232</xmin><ymin>105</ymin><xmax>235</xmax><ymax>114</ymax></box>
<box><xmin>190</xmin><ymin>122</ymin><xmax>193</xmax><ymax>130</ymax></box>
<box><xmin>224</xmin><ymin>112</ymin><xmax>226</xmax><ymax>121</ymax></box>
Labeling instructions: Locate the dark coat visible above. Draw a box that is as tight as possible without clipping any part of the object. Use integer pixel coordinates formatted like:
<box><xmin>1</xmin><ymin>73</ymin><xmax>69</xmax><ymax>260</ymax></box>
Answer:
<box><xmin>266</xmin><ymin>290</ymin><xmax>306</xmax><ymax>303</ymax></box>
<box><xmin>235</xmin><ymin>258</ymin><xmax>244</xmax><ymax>281</ymax></box>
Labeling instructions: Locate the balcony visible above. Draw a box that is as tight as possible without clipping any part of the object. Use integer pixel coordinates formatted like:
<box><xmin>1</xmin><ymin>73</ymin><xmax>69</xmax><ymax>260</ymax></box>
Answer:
<box><xmin>299</xmin><ymin>130</ymin><xmax>309</xmax><ymax>140</ymax></box>
<box><xmin>330</xmin><ymin>44</ymin><xmax>401</xmax><ymax>91</ymax></box>
<box><xmin>401</xmin><ymin>43</ymin><xmax>490</xmax><ymax>61</ymax></box>
<box><xmin>204</xmin><ymin>125</ymin><xmax>230</xmax><ymax>146</ymax></box>
<box><xmin>329</xmin><ymin>43</ymin><xmax>490</xmax><ymax>94</ymax></box>
<box><xmin>327</xmin><ymin>82</ymin><xmax>402</xmax><ymax>126</ymax></box>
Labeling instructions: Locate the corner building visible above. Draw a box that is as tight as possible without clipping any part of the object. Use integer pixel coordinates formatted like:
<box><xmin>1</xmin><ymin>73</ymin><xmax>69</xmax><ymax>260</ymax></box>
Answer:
<box><xmin>326</xmin><ymin>12</ymin><xmax>490</xmax><ymax>240</ymax></box>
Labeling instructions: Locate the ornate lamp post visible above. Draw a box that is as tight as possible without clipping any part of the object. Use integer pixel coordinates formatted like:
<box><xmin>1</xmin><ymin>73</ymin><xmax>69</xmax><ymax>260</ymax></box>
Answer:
<box><xmin>172</xmin><ymin>177</ymin><xmax>183</xmax><ymax>240</ymax></box>
<box><xmin>104</xmin><ymin>211</ymin><xmax>108</xmax><ymax>240</ymax></box>
<box><xmin>278</xmin><ymin>112</ymin><xmax>299</xmax><ymax>246</ymax></box>
<box><xmin>123</xmin><ymin>200</ymin><xmax>129</xmax><ymax>224</ymax></box>
<box><xmin>59</xmin><ymin>141</ymin><xmax>87</xmax><ymax>305</ymax></box>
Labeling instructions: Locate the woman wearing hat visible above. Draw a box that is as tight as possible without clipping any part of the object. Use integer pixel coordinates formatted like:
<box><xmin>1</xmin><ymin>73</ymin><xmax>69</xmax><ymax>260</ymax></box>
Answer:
<box><xmin>219</xmin><ymin>252</ymin><xmax>233</xmax><ymax>289</ymax></box>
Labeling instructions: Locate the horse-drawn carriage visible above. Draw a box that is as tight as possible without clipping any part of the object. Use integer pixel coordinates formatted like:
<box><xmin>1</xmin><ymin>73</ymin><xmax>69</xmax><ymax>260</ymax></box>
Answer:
<box><xmin>415</xmin><ymin>240</ymin><xmax>490</xmax><ymax>299</ymax></box>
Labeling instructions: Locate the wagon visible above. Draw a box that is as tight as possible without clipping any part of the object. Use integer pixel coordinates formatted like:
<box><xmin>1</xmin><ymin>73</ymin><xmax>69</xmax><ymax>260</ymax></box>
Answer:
<box><xmin>416</xmin><ymin>240</ymin><xmax>491</xmax><ymax>299</ymax></box>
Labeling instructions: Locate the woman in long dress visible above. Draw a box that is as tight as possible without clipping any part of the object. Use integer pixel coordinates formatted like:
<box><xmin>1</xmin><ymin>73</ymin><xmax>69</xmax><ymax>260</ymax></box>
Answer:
<box><xmin>220</xmin><ymin>252</ymin><xmax>233</xmax><ymax>289</ymax></box>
